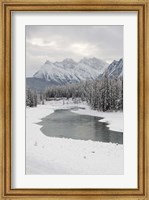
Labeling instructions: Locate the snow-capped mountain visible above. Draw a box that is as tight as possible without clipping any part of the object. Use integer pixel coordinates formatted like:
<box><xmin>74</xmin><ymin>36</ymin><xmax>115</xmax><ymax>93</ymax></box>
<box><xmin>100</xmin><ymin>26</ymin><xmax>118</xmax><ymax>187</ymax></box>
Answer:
<box><xmin>105</xmin><ymin>58</ymin><xmax>123</xmax><ymax>78</ymax></box>
<box><xmin>26</xmin><ymin>58</ymin><xmax>123</xmax><ymax>91</ymax></box>
<box><xmin>33</xmin><ymin>57</ymin><xmax>108</xmax><ymax>84</ymax></box>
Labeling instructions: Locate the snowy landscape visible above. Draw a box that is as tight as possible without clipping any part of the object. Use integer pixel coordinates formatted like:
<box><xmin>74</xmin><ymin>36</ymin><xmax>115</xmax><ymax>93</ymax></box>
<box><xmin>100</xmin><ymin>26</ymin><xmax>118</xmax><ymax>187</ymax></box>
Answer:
<box><xmin>26</xmin><ymin>25</ymin><xmax>123</xmax><ymax>175</ymax></box>
<box><xmin>26</xmin><ymin>100</ymin><xmax>123</xmax><ymax>174</ymax></box>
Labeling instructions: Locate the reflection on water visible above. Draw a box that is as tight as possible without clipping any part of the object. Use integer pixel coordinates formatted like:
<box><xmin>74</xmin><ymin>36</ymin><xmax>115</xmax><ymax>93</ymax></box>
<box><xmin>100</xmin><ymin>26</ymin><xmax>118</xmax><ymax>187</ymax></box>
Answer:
<box><xmin>37</xmin><ymin>109</ymin><xmax>123</xmax><ymax>144</ymax></box>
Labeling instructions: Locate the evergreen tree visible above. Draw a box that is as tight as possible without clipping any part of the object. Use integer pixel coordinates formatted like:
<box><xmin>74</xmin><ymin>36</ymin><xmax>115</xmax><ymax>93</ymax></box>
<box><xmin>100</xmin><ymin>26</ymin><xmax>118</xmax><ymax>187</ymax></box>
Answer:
<box><xmin>44</xmin><ymin>75</ymin><xmax>123</xmax><ymax>112</ymax></box>
<box><xmin>26</xmin><ymin>88</ymin><xmax>37</xmax><ymax>107</ymax></box>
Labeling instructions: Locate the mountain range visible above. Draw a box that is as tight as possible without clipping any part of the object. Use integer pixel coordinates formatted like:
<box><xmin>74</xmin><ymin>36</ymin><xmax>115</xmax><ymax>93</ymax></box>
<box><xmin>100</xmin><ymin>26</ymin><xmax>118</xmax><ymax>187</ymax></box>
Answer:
<box><xmin>26</xmin><ymin>57</ymin><xmax>123</xmax><ymax>91</ymax></box>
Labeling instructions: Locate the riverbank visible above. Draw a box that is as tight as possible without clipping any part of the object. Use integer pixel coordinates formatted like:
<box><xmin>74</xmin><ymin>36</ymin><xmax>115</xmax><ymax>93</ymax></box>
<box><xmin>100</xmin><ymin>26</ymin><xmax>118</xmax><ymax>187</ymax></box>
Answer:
<box><xmin>26</xmin><ymin>99</ymin><xmax>123</xmax><ymax>175</ymax></box>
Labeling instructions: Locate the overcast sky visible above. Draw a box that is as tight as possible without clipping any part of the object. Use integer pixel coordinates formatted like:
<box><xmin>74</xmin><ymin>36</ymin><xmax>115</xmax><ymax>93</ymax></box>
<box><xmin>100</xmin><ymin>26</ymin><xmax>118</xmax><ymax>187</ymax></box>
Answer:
<box><xmin>26</xmin><ymin>25</ymin><xmax>123</xmax><ymax>77</ymax></box>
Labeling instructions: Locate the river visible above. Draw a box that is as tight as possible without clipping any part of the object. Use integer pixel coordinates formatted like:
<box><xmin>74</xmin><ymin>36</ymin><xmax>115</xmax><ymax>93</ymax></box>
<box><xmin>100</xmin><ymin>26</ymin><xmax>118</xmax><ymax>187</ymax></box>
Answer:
<box><xmin>37</xmin><ymin>109</ymin><xmax>123</xmax><ymax>144</ymax></box>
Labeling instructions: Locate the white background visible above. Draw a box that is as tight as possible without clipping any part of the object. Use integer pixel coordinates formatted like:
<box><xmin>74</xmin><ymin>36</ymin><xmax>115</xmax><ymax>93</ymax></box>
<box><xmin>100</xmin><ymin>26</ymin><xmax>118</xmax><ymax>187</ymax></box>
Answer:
<box><xmin>11</xmin><ymin>11</ymin><xmax>138</xmax><ymax>188</ymax></box>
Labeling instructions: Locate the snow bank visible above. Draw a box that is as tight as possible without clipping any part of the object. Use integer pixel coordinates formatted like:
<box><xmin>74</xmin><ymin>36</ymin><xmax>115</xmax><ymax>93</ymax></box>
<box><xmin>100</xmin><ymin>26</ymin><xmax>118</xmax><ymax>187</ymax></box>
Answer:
<box><xmin>26</xmin><ymin>102</ymin><xmax>123</xmax><ymax>175</ymax></box>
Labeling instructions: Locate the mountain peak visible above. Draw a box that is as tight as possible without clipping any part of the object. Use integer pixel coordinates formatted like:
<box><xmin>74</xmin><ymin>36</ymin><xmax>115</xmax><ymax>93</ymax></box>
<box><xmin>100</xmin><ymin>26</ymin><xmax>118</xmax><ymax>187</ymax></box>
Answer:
<box><xmin>80</xmin><ymin>57</ymin><xmax>88</xmax><ymax>62</ymax></box>
<box><xmin>105</xmin><ymin>58</ymin><xmax>123</xmax><ymax>78</ymax></box>
<box><xmin>62</xmin><ymin>58</ymin><xmax>76</xmax><ymax>64</ymax></box>
<box><xmin>80</xmin><ymin>57</ymin><xmax>106</xmax><ymax>63</ymax></box>
<box><xmin>90</xmin><ymin>57</ymin><xmax>99</xmax><ymax>61</ymax></box>
<box><xmin>33</xmin><ymin>57</ymin><xmax>120</xmax><ymax>85</ymax></box>
<box><xmin>45</xmin><ymin>60</ymin><xmax>51</xmax><ymax>64</ymax></box>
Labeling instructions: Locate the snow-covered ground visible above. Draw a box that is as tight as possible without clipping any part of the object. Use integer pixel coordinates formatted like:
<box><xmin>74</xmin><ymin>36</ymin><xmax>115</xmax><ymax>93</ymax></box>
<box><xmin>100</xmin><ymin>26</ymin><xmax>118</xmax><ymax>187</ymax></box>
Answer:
<box><xmin>26</xmin><ymin>99</ymin><xmax>123</xmax><ymax>175</ymax></box>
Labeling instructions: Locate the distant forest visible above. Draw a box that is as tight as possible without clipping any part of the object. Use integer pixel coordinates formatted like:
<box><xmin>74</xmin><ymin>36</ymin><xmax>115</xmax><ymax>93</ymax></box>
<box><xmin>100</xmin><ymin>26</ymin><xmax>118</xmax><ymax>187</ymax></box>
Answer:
<box><xmin>26</xmin><ymin>71</ymin><xmax>123</xmax><ymax>112</ymax></box>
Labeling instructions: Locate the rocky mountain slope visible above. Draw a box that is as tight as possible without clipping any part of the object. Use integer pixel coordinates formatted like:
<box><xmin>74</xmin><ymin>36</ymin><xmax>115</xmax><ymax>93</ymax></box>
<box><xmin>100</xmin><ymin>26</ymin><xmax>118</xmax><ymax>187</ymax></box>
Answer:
<box><xmin>26</xmin><ymin>57</ymin><xmax>123</xmax><ymax>91</ymax></box>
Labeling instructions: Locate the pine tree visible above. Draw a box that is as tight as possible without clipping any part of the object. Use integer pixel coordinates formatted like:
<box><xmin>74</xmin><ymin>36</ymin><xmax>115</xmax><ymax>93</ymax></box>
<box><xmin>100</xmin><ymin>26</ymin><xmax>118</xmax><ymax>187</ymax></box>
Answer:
<box><xmin>44</xmin><ymin>75</ymin><xmax>123</xmax><ymax>112</ymax></box>
<box><xmin>26</xmin><ymin>88</ymin><xmax>37</xmax><ymax>107</ymax></box>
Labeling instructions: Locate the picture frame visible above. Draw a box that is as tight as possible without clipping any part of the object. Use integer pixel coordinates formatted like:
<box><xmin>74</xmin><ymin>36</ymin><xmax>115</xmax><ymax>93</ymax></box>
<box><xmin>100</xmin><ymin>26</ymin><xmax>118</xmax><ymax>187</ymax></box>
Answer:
<box><xmin>0</xmin><ymin>0</ymin><xmax>149</xmax><ymax>199</ymax></box>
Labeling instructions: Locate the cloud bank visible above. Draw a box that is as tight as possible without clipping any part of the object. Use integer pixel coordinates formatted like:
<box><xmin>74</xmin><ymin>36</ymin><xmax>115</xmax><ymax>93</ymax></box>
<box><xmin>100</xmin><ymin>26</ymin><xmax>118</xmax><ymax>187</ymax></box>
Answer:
<box><xmin>26</xmin><ymin>25</ymin><xmax>123</xmax><ymax>77</ymax></box>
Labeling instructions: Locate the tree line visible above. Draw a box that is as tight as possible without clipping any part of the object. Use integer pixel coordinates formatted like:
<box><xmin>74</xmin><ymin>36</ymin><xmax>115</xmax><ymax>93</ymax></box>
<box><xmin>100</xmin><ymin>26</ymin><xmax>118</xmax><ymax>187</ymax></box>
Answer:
<box><xmin>26</xmin><ymin>72</ymin><xmax>123</xmax><ymax>111</ymax></box>
<box><xmin>45</xmin><ymin>73</ymin><xmax>123</xmax><ymax>112</ymax></box>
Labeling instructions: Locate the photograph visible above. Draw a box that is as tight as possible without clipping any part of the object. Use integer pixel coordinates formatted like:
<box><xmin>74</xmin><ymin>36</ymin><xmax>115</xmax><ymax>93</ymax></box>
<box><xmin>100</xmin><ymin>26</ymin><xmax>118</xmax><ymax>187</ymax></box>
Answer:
<box><xmin>25</xmin><ymin>25</ymin><xmax>124</xmax><ymax>175</ymax></box>
<box><xmin>1</xmin><ymin>0</ymin><xmax>148</xmax><ymax>197</ymax></box>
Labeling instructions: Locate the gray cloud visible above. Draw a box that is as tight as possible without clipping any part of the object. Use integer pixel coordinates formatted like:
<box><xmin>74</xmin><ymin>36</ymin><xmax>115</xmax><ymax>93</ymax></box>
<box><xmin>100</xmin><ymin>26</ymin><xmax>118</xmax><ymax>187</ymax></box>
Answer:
<box><xmin>26</xmin><ymin>25</ymin><xmax>123</xmax><ymax>77</ymax></box>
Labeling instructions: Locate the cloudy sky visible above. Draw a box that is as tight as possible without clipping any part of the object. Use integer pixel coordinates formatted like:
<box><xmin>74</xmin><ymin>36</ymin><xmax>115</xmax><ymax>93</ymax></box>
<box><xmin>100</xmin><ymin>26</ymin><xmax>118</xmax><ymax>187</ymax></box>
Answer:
<box><xmin>26</xmin><ymin>25</ymin><xmax>123</xmax><ymax>77</ymax></box>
